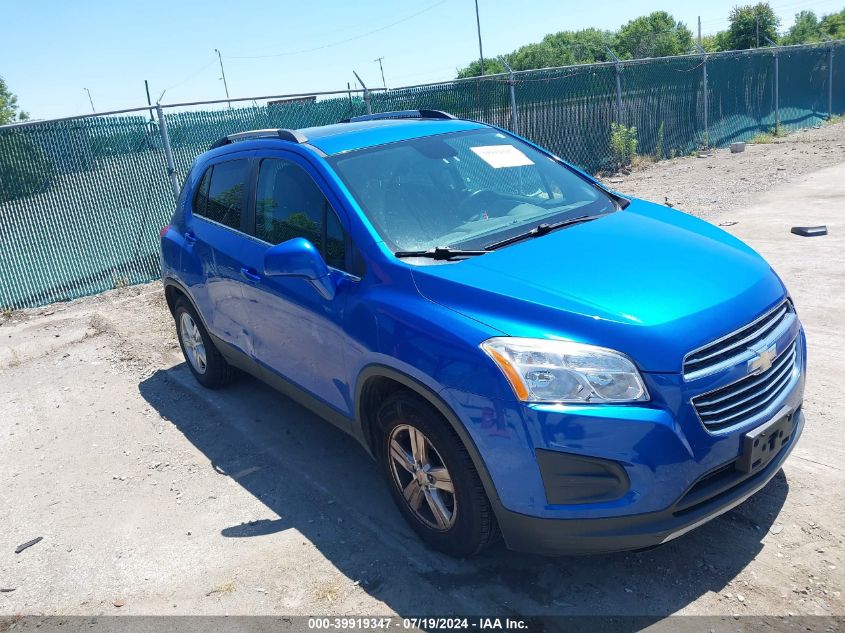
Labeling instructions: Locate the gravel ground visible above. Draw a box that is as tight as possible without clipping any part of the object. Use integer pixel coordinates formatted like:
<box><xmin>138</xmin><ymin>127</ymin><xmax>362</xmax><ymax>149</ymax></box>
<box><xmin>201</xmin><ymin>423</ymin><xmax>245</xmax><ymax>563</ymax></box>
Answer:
<box><xmin>1</xmin><ymin>121</ymin><xmax>844</xmax><ymax>620</ymax></box>
<box><xmin>611</xmin><ymin>120</ymin><xmax>845</xmax><ymax>218</ymax></box>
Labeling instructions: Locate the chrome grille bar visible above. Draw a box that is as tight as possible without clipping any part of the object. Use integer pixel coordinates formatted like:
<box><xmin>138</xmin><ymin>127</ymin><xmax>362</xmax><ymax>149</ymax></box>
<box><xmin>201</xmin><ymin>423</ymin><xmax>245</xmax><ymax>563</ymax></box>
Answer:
<box><xmin>694</xmin><ymin>344</ymin><xmax>796</xmax><ymax>409</ymax></box>
<box><xmin>684</xmin><ymin>301</ymin><xmax>794</xmax><ymax>380</ymax></box>
<box><xmin>692</xmin><ymin>341</ymin><xmax>798</xmax><ymax>431</ymax></box>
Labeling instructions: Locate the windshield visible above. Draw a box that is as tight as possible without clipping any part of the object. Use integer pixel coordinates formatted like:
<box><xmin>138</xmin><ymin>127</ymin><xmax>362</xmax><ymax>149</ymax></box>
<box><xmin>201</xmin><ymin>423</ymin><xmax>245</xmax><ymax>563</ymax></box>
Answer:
<box><xmin>328</xmin><ymin>129</ymin><xmax>617</xmax><ymax>253</ymax></box>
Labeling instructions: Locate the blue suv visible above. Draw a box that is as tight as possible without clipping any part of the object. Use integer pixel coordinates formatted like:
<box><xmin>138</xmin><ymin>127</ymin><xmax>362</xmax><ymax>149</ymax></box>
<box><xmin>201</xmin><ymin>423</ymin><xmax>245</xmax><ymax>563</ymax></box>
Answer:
<box><xmin>160</xmin><ymin>110</ymin><xmax>806</xmax><ymax>557</ymax></box>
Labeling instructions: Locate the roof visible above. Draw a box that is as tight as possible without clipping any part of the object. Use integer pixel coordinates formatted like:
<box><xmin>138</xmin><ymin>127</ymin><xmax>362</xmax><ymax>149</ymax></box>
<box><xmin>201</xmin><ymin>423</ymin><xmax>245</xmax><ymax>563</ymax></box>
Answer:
<box><xmin>296</xmin><ymin>118</ymin><xmax>485</xmax><ymax>155</ymax></box>
<box><xmin>203</xmin><ymin>117</ymin><xmax>488</xmax><ymax>162</ymax></box>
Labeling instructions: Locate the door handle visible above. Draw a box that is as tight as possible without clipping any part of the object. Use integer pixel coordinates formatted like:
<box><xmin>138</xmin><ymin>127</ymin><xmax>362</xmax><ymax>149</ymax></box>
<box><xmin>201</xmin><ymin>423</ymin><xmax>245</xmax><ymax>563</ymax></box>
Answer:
<box><xmin>240</xmin><ymin>267</ymin><xmax>261</xmax><ymax>282</ymax></box>
<box><xmin>184</xmin><ymin>231</ymin><xmax>197</xmax><ymax>244</ymax></box>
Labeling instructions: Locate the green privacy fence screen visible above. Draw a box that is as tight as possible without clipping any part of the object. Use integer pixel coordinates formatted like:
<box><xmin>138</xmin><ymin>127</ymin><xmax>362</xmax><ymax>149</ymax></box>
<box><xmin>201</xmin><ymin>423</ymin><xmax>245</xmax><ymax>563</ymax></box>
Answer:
<box><xmin>1</xmin><ymin>42</ymin><xmax>843</xmax><ymax>310</ymax></box>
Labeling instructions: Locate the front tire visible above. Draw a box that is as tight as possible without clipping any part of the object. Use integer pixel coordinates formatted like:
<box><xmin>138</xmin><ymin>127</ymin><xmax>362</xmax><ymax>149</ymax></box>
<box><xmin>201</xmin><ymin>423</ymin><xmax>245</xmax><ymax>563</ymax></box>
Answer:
<box><xmin>174</xmin><ymin>298</ymin><xmax>233</xmax><ymax>389</ymax></box>
<box><xmin>376</xmin><ymin>390</ymin><xmax>499</xmax><ymax>557</ymax></box>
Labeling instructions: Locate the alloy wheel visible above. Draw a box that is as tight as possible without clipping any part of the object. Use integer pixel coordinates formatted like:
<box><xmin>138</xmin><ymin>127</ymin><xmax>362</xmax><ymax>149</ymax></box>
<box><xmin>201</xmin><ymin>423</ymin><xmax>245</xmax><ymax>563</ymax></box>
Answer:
<box><xmin>388</xmin><ymin>423</ymin><xmax>457</xmax><ymax>531</ymax></box>
<box><xmin>179</xmin><ymin>312</ymin><xmax>207</xmax><ymax>374</ymax></box>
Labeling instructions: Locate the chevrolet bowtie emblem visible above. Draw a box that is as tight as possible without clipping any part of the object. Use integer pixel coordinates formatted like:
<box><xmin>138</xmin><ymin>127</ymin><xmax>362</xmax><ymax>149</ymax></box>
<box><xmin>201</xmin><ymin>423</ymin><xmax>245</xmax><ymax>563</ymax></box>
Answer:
<box><xmin>748</xmin><ymin>343</ymin><xmax>777</xmax><ymax>375</ymax></box>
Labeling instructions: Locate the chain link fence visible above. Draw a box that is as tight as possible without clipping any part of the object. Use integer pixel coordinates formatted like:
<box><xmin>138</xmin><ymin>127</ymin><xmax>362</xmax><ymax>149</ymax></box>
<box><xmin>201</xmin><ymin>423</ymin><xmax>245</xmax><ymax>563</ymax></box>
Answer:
<box><xmin>1</xmin><ymin>41</ymin><xmax>843</xmax><ymax>310</ymax></box>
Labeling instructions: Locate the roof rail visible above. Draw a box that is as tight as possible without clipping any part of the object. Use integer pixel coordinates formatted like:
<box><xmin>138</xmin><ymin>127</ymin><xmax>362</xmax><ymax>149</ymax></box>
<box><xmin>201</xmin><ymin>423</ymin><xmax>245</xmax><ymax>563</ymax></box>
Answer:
<box><xmin>343</xmin><ymin>109</ymin><xmax>457</xmax><ymax>123</ymax></box>
<box><xmin>209</xmin><ymin>128</ymin><xmax>308</xmax><ymax>150</ymax></box>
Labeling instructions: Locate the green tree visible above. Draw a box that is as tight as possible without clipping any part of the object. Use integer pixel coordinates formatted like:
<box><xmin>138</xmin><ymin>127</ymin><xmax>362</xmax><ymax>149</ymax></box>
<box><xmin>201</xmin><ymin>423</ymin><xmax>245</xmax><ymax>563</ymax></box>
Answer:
<box><xmin>820</xmin><ymin>8</ymin><xmax>845</xmax><ymax>39</ymax></box>
<box><xmin>456</xmin><ymin>28</ymin><xmax>614</xmax><ymax>77</ymax></box>
<box><xmin>782</xmin><ymin>11</ymin><xmax>821</xmax><ymax>44</ymax></box>
<box><xmin>507</xmin><ymin>43</ymin><xmax>554</xmax><ymax>70</ymax></box>
<box><xmin>456</xmin><ymin>57</ymin><xmax>507</xmax><ymax>79</ymax></box>
<box><xmin>0</xmin><ymin>76</ymin><xmax>29</xmax><ymax>124</ymax></box>
<box><xmin>532</xmin><ymin>28</ymin><xmax>614</xmax><ymax>66</ymax></box>
<box><xmin>614</xmin><ymin>11</ymin><xmax>694</xmax><ymax>59</ymax></box>
<box><xmin>700</xmin><ymin>31</ymin><xmax>733</xmax><ymax>52</ymax></box>
<box><xmin>725</xmin><ymin>3</ymin><xmax>780</xmax><ymax>50</ymax></box>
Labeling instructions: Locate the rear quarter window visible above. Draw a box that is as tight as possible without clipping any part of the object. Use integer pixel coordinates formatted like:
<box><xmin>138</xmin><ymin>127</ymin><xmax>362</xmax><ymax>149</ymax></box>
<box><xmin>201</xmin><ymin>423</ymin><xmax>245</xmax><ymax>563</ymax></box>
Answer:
<box><xmin>192</xmin><ymin>159</ymin><xmax>248</xmax><ymax>230</ymax></box>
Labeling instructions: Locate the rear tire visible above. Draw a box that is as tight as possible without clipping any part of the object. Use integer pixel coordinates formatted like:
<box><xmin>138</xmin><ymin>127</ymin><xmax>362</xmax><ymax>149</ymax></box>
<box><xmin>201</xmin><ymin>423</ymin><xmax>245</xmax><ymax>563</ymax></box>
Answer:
<box><xmin>376</xmin><ymin>390</ymin><xmax>499</xmax><ymax>557</ymax></box>
<box><xmin>173</xmin><ymin>298</ymin><xmax>233</xmax><ymax>389</ymax></box>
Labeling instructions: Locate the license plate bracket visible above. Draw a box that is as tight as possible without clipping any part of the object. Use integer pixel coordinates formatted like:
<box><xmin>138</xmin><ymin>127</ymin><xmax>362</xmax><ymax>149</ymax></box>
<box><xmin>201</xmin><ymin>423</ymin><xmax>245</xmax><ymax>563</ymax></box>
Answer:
<box><xmin>736</xmin><ymin>409</ymin><xmax>793</xmax><ymax>474</ymax></box>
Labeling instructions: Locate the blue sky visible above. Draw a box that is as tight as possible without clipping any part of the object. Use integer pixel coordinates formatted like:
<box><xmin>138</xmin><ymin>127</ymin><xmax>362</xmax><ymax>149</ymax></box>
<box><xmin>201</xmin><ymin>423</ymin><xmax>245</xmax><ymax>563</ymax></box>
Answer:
<box><xmin>3</xmin><ymin>0</ymin><xmax>843</xmax><ymax>120</ymax></box>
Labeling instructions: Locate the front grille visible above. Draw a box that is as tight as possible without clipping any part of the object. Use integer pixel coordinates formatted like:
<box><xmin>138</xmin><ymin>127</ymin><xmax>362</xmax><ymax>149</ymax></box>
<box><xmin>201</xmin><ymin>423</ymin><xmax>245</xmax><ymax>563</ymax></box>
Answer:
<box><xmin>692</xmin><ymin>340</ymin><xmax>798</xmax><ymax>431</ymax></box>
<box><xmin>683</xmin><ymin>301</ymin><xmax>794</xmax><ymax>380</ymax></box>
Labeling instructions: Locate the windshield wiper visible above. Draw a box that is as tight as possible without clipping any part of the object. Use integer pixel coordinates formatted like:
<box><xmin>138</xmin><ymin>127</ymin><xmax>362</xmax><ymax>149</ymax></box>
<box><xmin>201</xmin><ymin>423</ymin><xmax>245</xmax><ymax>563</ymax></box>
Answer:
<box><xmin>394</xmin><ymin>246</ymin><xmax>491</xmax><ymax>260</ymax></box>
<box><xmin>485</xmin><ymin>214</ymin><xmax>605</xmax><ymax>250</ymax></box>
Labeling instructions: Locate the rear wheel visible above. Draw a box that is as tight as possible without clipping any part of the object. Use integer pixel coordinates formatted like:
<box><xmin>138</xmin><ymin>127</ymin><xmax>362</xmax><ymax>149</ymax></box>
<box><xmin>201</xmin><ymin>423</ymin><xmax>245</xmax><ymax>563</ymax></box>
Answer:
<box><xmin>174</xmin><ymin>298</ymin><xmax>233</xmax><ymax>389</ymax></box>
<box><xmin>376</xmin><ymin>390</ymin><xmax>499</xmax><ymax>557</ymax></box>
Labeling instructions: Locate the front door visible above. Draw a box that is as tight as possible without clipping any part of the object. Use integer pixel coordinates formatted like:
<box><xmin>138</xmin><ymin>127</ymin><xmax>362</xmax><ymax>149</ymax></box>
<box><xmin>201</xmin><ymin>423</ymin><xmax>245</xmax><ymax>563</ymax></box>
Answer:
<box><xmin>237</xmin><ymin>152</ymin><xmax>357</xmax><ymax>416</ymax></box>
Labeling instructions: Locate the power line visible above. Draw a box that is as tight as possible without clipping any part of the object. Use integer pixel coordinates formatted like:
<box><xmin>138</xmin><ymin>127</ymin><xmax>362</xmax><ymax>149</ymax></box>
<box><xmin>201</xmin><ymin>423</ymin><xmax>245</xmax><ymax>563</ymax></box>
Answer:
<box><xmin>228</xmin><ymin>0</ymin><xmax>448</xmax><ymax>60</ymax></box>
<box><xmin>163</xmin><ymin>57</ymin><xmax>217</xmax><ymax>93</ymax></box>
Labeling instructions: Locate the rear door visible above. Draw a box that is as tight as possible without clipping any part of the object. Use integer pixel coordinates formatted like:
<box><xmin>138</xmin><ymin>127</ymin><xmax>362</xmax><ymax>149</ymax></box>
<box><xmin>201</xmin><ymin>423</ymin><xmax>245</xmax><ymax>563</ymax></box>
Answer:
<box><xmin>237</xmin><ymin>151</ymin><xmax>359</xmax><ymax>415</ymax></box>
<box><xmin>180</xmin><ymin>153</ymin><xmax>254</xmax><ymax>355</ymax></box>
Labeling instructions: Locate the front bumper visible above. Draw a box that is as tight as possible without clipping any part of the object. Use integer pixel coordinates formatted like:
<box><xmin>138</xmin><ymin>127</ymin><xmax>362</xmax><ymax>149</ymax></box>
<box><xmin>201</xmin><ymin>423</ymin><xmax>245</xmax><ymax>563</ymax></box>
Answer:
<box><xmin>439</xmin><ymin>325</ymin><xmax>806</xmax><ymax>555</ymax></box>
<box><xmin>497</xmin><ymin>408</ymin><xmax>804</xmax><ymax>555</ymax></box>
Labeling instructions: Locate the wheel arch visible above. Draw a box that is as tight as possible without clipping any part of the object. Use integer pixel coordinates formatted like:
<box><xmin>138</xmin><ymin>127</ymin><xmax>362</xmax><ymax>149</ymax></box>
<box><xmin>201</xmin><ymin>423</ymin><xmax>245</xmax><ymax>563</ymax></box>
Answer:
<box><xmin>354</xmin><ymin>364</ymin><xmax>503</xmax><ymax>510</ymax></box>
<box><xmin>163</xmin><ymin>278</ymin><xmax>211</xmax><ymax>332</ymax></box>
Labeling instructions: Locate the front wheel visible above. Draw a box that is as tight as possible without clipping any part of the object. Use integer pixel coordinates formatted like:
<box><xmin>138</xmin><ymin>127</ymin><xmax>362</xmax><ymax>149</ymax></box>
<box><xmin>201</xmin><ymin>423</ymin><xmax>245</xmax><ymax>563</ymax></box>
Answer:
<box><xmin>376</xmin><ymin>390</ymin><xmax>499</xmax><ymax>557</ymax></box>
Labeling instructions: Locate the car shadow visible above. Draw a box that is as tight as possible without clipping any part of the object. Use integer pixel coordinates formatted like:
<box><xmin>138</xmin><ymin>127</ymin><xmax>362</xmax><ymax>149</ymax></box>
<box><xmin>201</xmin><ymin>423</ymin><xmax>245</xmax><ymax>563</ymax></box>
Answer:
<box><xmin>139</xmin><ymin>363</ymin><xmax>789</xmax><ymax>618</ymax></box>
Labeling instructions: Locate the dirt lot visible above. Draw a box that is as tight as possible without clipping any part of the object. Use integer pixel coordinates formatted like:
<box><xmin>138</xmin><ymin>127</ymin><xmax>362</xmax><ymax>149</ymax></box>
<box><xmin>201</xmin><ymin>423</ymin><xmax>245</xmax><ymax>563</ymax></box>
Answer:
<box><xmin>1</xmin><ymin>122</ymin><xmax>844</xmax><ymax>618</ymax></box>
<box><xmin>616</xmin><ymin>121</ymin><xmax>845</xmax><ymax>219</ymax></box>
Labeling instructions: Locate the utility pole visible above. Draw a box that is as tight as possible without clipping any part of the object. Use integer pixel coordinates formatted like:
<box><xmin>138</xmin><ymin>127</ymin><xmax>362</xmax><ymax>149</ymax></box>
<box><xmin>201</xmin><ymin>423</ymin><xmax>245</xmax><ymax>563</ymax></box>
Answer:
<box><xmin>83</xmin><ymin>88</ymin><xmax>96</xmax><ymax>113</ymax></box>
<box><xmin>697</xmin><ymin>16</ymin><xmax>702</xmax><ymax>46</ymax></box>
<box><xmin>756</xmin><ymin>15</ymin><xmax>760</xmax><ymax>48</ymax></box>
<box><xmin>214</xmin><ymin>48</ymin><xmax>232</xmax><ymax>108</ymax></box>
<box><xmin>474</xmin><ymin>0</ymin><xmax>485</xmax><ymax>75</ymax></box>
<box><xmin>144</xmin><ymin>79</ymin><xmax>155</xmax><ymax>122</ymax></box>
<box><xmin>374</xmin><ymin>57</ymin><xmax>387</xmax><ymax>90</ymax></box>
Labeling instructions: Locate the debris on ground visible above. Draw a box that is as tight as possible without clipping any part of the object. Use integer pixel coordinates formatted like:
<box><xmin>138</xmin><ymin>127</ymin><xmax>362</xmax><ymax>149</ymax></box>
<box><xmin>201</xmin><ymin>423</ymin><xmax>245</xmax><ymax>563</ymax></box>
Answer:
<box><xmin>14</xmin><ymin>537</ymin><xmax>43</xmax><ymax>554</ymax></box>
<box><xmin>791</xmin><ymin>225</ymin><xmax>828</xmax><ymax>237</ymax></box>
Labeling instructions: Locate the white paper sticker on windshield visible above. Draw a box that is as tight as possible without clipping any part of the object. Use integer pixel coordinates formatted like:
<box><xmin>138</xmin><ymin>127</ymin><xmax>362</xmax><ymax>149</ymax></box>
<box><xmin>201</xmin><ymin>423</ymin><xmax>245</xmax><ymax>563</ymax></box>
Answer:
<box><xmin>469</xmin><ymin>145</ymin><xmax>534</xmax><ymax>168</ymax></box>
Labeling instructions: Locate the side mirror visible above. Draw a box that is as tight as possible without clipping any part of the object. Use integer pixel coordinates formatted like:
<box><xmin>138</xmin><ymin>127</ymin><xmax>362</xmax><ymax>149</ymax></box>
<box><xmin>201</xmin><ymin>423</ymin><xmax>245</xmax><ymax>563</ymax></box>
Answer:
<box><xmin>263</xmin><ymin>237</ymin><xmax>335</xmax><ymax>300</ymax></box>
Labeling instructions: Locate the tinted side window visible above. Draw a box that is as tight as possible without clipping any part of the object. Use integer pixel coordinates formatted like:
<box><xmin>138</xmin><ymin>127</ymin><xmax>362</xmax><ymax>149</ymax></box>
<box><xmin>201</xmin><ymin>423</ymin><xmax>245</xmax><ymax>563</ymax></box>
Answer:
<box><xmin>194</xmin><ymin>159</ymin><xmax>248</xmax><ymax>230</ymax></box>
<box><xmin>255</xmin><ymin>158</ymin><xmax>347</xmax><ymax>270</ymax></box>
<box><xmin>193</xmin><ymin>167</ymin><xmax>212</xmax><ymax>216</ymax></box>
<box><xmin>325</xmin><ymin>208</ymin><xmax>346</xmax><ymax>270</ymax></box>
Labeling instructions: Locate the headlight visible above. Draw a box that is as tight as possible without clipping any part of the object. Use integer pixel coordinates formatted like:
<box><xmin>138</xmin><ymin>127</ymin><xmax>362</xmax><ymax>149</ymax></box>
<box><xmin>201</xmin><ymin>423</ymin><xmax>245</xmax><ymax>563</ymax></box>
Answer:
<box><xmin>480</xmin><ymin>337</ymin><xmax>649</xmax><ymax>403</ymax></box>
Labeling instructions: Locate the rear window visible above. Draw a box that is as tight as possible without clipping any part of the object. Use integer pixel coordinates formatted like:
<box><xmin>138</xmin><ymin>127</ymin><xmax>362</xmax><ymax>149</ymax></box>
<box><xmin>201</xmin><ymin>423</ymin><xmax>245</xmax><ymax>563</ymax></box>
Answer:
<box><xmin>193</xmin><ymin>159</ymin><xmax>248</xmax><ymax>230</ymax></box>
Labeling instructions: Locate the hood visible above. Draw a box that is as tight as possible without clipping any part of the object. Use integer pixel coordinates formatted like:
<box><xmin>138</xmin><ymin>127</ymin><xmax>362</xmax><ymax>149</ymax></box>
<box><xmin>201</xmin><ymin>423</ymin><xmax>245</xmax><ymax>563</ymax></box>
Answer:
<box><xmin>411</xmin><ymin>200</ymin><xmax>786</xmax><ymax>373</ymax></box>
